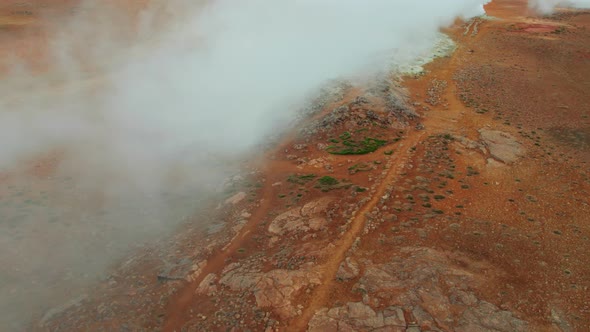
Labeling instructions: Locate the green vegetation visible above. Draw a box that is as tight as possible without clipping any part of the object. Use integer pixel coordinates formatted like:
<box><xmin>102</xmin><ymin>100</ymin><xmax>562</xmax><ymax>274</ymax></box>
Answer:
<box><xmin>318</xmin><ymin>176</ymin><xmax>339</xmax><ymax>186</ymax></box>
<box><xmin>339</xmin><ymin>132</ymin><xmax>352</xmax><ymax>140</ymax></box>
<box><xmin>467</xmin><ymin>166</ymin><xmax>479</xmax><ymax>176</ymax></box>
<box><xmin>348</xmin><ymin>163</ymin><xmax>373</xmax><ymax>174</ymax></box>
<box><xmin>442</xmin><ymin>133</ymin><xmax>454</xmax><ymax>141</ymax></box>
<box><xmin>287</xmin><ymin>174</ymin><xmax>317</xmax><ymax>185</ymax></box>
<box><xmin>354</xmin><ymin>186</ymin><xmax>367</xmax><ymax>193</ymax></box>
<box><xmin>325</xmin><ymin>131</ymin><xmax>388</xmax><ymax>155</ymax></box>
<box><xmin>315</xmin><ymin>176</ymin><xmax>352</xmax><ymax>192</ymax></box>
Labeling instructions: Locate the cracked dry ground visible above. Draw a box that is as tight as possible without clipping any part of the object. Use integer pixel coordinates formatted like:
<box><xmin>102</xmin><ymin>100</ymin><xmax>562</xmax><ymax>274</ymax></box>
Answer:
<box><xmin>40</xmin><ymin>2</ymin><xmax>590</xmax><ymax>332</ymax></box>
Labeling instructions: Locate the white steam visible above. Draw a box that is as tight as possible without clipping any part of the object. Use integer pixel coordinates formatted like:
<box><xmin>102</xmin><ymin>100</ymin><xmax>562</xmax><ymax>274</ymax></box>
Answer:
<box><xmin>529</xmin><ymin>0</ymin><xmax>590</xmax><ymax>13</ymax></box>
<box><xmin>4</xmin><ymin>0</ymin><xmax>490</xmax><ymax>189</ymax></box>
<box><xmin>1</xmin><ymin>0</ymin><xmax>491</xmax><ymax>329</ymax></box>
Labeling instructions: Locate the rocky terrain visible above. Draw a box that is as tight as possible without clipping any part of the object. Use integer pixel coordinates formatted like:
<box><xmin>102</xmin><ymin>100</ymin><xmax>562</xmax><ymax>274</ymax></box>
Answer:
<box><xmin>1</xmin><ymin>0</ymin><xmax>590</xmax><ymax>331</ymax></box>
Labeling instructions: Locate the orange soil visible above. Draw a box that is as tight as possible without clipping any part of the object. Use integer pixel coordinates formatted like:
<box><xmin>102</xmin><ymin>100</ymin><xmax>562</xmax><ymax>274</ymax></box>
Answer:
<box><xmin>2</xmin><ymin>0</ymin><xmax>589</xmax><ymax>331</ymax></box>
<box><xmin>163</xmin><ymin>1</ymin><xmax>590</xmax><ymax>330</ymax></box>
<box><xmin>159</xmin><ymin>2</ymin><xmax>590</xmax><ymax>330</ymax></box>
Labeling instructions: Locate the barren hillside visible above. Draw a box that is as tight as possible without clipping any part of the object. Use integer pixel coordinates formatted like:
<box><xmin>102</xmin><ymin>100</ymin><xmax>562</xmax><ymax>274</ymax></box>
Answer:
<box><xmin>1</xmin><ymin>0</ymin><xmax>589</xmax><ymax>331</ymax></box>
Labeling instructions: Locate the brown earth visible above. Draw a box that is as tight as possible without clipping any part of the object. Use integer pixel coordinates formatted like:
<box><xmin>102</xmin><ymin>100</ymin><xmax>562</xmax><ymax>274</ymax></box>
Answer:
<box><xmin>2</xmin><ymin>0</ymin><xmax>590</xmax><ymax>331</ymax></box>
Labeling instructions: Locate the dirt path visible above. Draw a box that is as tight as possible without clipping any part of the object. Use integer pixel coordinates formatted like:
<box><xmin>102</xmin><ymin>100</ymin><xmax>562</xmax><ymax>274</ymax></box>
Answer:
<box><xmin>29</xmin><ymin>1</ymin><xmax>590</xmax><ymax>331</ymax></box>
<box><xmin>289</xmin><ymin>131</ymin><xmax>426</xmax><ymax>331</ymax></box>
<box><xmin>162</xmin><ymin>172</ymin><xmax>274</xmax><ymax>331</ymax></box>
<box><xmin>162</xmin><ymin>4</ymin><xmax>529</xmax><ymax>330</ymax></box>
<box><xmin>161</xmin><ymin>91</ymin><xmax>362</xmax><ymax>331</ymax></box>
<box><xmin>289</xmin><ymin>15</ymin><xmax>487</xmax><ymax>331</ymax></box>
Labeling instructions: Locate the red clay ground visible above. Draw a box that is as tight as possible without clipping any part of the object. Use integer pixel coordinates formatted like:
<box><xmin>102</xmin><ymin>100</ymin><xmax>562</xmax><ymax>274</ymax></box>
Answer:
<box><xmin>2</xmin><ymin>0</ymin><xmax>590</xmax><ymax>331</ymax></box>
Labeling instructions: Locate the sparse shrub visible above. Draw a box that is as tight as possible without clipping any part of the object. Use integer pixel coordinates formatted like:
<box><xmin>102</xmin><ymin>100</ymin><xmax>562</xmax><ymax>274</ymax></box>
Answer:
<box><xmin>318</xmin><ymin>176</ymin><xmax>339</xmax><ymax>186</ymax></box>
<box><xmin>287</xmin><ymin>174</ymin><xmax>317</xmax><ymax>185</ymax></box>
<box><xmin>326</xmin><ymin>131</ymin><xmax>388</xmax><ymax>155</ymax></box>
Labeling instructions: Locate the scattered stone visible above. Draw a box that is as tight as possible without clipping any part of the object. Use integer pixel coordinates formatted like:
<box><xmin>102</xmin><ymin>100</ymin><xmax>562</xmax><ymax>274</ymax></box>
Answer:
<box><xmin>225</xmin><ymin>192</ymin><xmax>247</xmax><ymax>205</ymax></box>
<box><xmin>38</xmin><ymin>295</ymin><xmax>88</xmax><ymax>327</ymax></box>
<box><xmin>195</xmin><ymin>273</ymin><xmax>218</xmax><ymax>296</ymax></box>
<box><xmin>336</xmin><ymin>257</ymin><xmax>360</xmax><ymax>281</ymax></box>
<box><xmin>293</xmin><ymin>144</ymin><xmax>308</xmax><ymax>150</ymax></box>
<box><xmin>449</xmin><ymin>223</ymin><xmax>461</xmax><ymax>231</ymax></box>
<box><xmin>550</xmin><ymin>307</ymin><xmax>573</xmax><ymax>332</ymax></box>
<box><xmin>486</xmin><ymin>158</ymin><xmax>504</xmax><ymax>168</ymax></box>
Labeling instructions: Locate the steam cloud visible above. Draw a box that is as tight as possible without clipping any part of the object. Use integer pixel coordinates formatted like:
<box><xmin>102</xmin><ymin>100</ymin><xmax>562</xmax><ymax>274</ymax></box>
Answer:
<box><xmin>528</xmin><ymin>0</ymin><xmax>590</xmax><ymax>13</ymax></box>
<box><xmin>1</xmin><ymin>0</ymin><xmax>492</xmax><ymax>329</ymax></box>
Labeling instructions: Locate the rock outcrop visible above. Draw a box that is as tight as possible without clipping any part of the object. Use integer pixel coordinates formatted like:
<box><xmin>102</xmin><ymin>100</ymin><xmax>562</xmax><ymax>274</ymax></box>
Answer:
<box><xmin>309</xmin><ymin>247</ymin><xmax>528</xmax><ymax>332</ymax></box>
<box><xmin>219</xmin><ymin>263</ymin><xmax>322</xmax><ymax>319</ymax></box>
<box><xmin>268</xmin><ymin>197</ymin><xmax>334</xmax><ymax>235</ymax></box>
<box><xmin>479</xmin><ymin>129</ymin><xmax>524</xmax><ymax>164</ymax></box>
